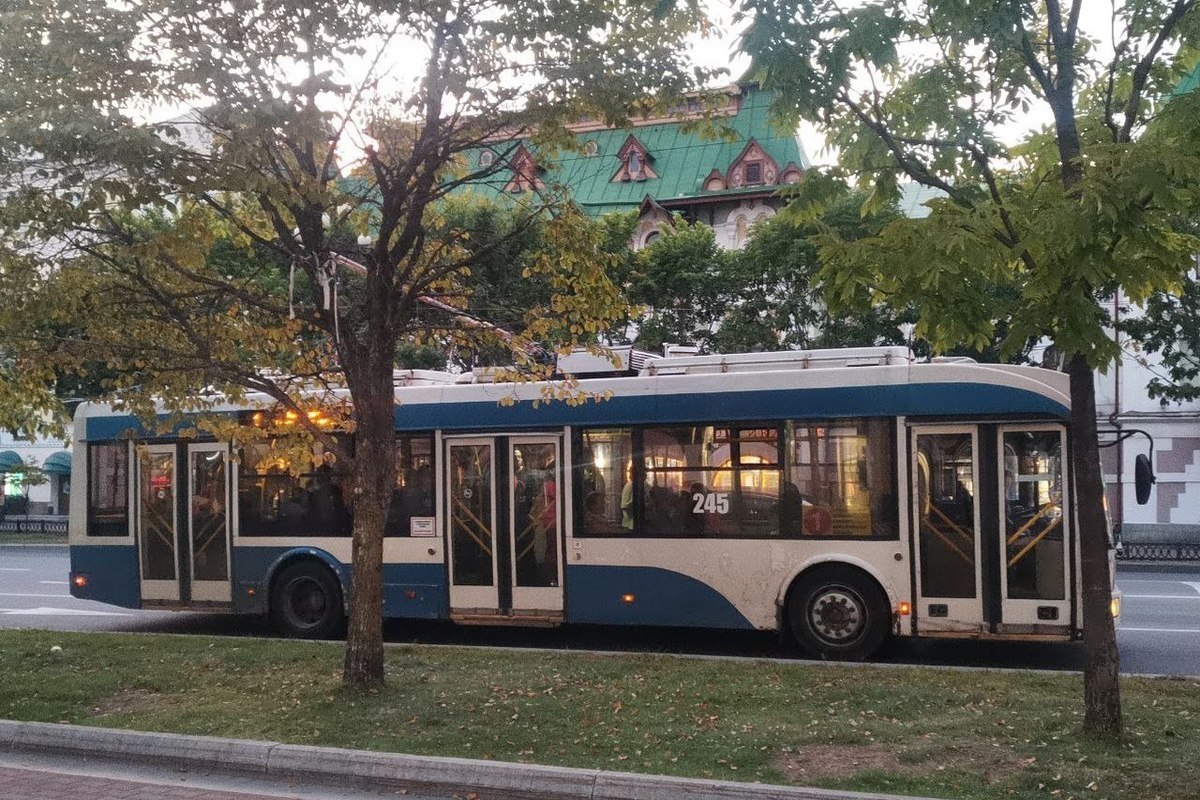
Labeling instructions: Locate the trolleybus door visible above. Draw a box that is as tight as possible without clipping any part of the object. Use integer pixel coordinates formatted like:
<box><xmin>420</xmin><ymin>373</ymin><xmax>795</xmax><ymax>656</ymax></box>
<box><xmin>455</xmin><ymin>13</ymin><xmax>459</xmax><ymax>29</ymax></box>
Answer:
<box><xmin>443</xmin><ymin>435</ymin><xmax>565</xmax><ymax>617</ymax></box>
<box><xmin>995</xmin><ymin>425</ymin><xmax>1071</xmax><ymax>631</ymax></box>
<box><xmin>445</xmin><ymin>438</ymin><xmax>500</xmax><ymax>610</ymax></box>
<box><xmin>136</xmin><ymin>444</ymin><xmax>180</xmax><ymax>602</ymax></box>
<box><xmin>187</xmin><ymin>443</ymin><xmax>232</xmax><ymax>602</ymax></box>
<box><xmin>910</xmin><ymin>426</ymin><xmax>985</xmax><ymax>632</ymax></box>
<box><xmin>508</xmin><ymin>436</ymin><xmax>563</xmax><ymax>613</ymax></box>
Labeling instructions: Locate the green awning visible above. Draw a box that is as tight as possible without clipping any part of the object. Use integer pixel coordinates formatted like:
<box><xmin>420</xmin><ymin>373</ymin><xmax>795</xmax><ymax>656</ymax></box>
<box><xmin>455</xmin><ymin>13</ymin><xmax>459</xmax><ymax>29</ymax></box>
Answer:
<box><xmin>0</xmin><ymin>451</ymin><xmax>23</xmax><ymax>472</ymax></box>
<box><xmin>42</xmin><ymin>451</ymin><xmax>72</xmax><ymax>475</ymax></box>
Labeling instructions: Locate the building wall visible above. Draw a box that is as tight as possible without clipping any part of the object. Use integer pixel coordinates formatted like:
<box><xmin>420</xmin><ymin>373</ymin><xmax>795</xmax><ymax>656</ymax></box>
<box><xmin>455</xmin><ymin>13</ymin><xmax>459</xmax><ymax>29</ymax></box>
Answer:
<box><xmin>0</xmin><ymin>430</ymin><xmax>70</xmax><ymax>516</ymax></box>
<box><xmin>1095</xmin><ymin>291</ymin><xmax>1200</xmax><ymax>542</ymax></box>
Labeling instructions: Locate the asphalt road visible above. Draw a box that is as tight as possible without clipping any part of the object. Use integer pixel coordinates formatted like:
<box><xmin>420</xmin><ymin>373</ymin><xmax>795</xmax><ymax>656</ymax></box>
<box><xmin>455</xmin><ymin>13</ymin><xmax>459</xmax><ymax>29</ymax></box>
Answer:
<box><xmin>1</xmin><ymin>544</ymin><xmax>1197</xmax><ymax>676</ymax></box>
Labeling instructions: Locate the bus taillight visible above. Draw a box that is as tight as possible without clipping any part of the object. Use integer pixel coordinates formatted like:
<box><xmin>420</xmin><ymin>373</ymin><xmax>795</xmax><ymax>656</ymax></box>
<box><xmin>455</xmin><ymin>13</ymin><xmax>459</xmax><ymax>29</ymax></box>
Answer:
<box><xmin>72</xmin><ymin>573</ymin><xmax>88</xmax><ymax>589</ymax></box>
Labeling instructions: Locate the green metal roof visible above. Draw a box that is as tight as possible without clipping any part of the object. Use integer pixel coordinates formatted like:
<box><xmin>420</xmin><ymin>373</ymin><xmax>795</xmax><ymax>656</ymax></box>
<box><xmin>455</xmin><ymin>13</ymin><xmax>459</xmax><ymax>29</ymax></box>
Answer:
<box><xmin>463</xmin><ymin>86</ymin><xmax>806</xmax><ymax>215</ymax></box>
<box><xmin>1176</xmin><ymin>64</ymin><xmax>1200</xmax><ymax>96</ymax></box>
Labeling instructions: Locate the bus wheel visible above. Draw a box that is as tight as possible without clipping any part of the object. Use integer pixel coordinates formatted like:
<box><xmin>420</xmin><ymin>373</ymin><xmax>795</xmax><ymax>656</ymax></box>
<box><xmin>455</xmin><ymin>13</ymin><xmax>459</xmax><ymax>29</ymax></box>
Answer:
<box><xmin>788</xmin><ymin>566</ymin><xmax>888</xmax><ymax>661</ymax></box>
<box><xmin>270</xmin><ymin>562</ymin><xmax>344</xmax><ymax>639</ymax></box>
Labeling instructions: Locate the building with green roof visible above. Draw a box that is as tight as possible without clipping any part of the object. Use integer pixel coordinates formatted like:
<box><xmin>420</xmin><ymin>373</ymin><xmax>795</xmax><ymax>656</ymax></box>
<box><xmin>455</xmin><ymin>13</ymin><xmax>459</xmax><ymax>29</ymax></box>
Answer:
<box><xmin>463</xmin><ymin>84</ymin><xmax>809</xmax><ymax>249</ymax></box>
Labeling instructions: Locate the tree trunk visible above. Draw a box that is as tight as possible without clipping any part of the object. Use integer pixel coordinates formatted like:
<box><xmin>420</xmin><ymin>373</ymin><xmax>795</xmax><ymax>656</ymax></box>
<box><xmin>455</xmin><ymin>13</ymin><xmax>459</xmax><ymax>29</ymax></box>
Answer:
<box><xmin>1067</xmin><ymin>352</ymin><xmax>1123</xmax><ymax>737</ymax></box>
<box><xmin>342</xmin><ymin>390</ymin><xmax>396</xmax><ymax>690</ymax></box>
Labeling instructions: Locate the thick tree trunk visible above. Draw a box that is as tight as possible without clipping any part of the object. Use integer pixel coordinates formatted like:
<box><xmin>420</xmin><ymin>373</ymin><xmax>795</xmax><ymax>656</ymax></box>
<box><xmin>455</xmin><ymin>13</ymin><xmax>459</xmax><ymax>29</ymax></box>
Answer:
<box><xmin>1067</xmin><ymin>353</ymin><xmax>1123</xmax><ymax>737</ymax></box>
<box><xmin>342</xmin><ymin>390</ymin><xmax>396</xmax><ymax>690</ymax></box>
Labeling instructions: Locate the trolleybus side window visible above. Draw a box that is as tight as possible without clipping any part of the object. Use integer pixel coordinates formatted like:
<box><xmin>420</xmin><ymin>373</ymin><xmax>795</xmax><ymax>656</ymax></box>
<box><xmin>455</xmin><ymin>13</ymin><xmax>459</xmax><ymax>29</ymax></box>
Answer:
<box><xmin>787</xmin><ymin>418</ymin><xmax>898</xmax><ymax>539</ymax></box>
<box><xmin>578</xmin><ymin>428</ymin><xmax>633</xmax><ymax>535</ymax></box>
<box><xmin>385</xmin><ymin>433</ymin><xmax>436</xmax><ymax>537</ymax></box>
<box><xmin>640</xmin><ymin>424</ymin><xmax>783</xmax><ymax>538</ymax></box>
<box><xmin>578</xmin><ymin>420</ymin><xmax>898</xmax><ymax>539</ymax></box>
<box><xmin>88</xmin><ymin>442</ymin><xmax>129</xmax><ymax>537</ymax></box>
<box><xmin>237</xmin><ymin>437</ymin><xmax>352</xmax><ymax>537</ymax></box>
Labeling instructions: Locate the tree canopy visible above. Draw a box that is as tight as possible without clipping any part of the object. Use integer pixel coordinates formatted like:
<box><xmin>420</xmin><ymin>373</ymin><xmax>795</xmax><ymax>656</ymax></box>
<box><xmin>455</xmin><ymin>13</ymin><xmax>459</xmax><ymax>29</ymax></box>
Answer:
<box><xmin>738</xmin><ymin>0</ymin><xmax>1200</xmax><ymax>736</ymax></box>
<box><xmin>0</xmin><ymin>0</ymin><xmax>717</xmax><ymax>687</ymax></box>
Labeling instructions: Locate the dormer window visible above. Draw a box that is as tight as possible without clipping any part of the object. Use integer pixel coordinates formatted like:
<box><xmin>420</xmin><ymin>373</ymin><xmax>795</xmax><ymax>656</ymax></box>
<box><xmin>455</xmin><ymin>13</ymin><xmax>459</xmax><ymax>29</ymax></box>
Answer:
<box><xmin>479</xmin><ymin>150</ymin><xmax>495</xmax><ymax>168</ymax></box>
<box><xmin>612</xmin><ymin>134</ymin><xmax>657</xmax><ymax>183</ymax></box>
<box><xmin>725</xmin><ymin>138</ymin><xmax>780</xmax><ymax>189</ymax></box>
<box><xmin>502</xmin><ymin>145</ymin><xmax>544</xmax><ymax>193</ymax></box>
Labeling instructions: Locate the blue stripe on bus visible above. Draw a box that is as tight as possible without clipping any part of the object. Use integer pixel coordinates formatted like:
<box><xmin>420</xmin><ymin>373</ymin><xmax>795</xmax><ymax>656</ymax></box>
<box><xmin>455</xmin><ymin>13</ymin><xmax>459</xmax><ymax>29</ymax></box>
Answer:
<box><xmin>565</xmin><ymin>565</ymin><xmax>755</xmax><ymax>629</ymax></box>
<box><xmin>69</xmin><ymin>545</ymin><xmax>140</xmax><ymax>609</ymax></box>
<box><xmin>230</xmin><ymin>546</ymin><xmax>445</xmax><ymax>618</ymax></box>
<box><xmin>86</xmin><ymin>382</ymin><xmax>1065</xmax><ymax>440</ymax></box>
<box><xmin>70</xmin><ymin>542</ymin><xmax>753</xmax><ymax>629</ymax></box>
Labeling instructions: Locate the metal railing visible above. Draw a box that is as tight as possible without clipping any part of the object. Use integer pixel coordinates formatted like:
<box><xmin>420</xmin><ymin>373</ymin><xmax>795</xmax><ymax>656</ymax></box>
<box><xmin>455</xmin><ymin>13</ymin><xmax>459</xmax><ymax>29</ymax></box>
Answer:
<box><xmin>1116</xmin><ymin>541</ymin><xmax>1200</xmax><ymax>562</ymax></box>
<box><xmin>0</xmin><ymin>517</ymin><xmax>68</xmax><ymax>535</ymax></box>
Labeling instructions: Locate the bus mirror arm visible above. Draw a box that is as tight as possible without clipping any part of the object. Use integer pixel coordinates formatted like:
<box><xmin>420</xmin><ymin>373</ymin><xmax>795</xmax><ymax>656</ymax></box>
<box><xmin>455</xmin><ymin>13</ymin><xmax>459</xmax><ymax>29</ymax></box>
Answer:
<box><xmin>1098</xmin><ymin>428</ymin><xmax>1156</xmax><ymax>506</ymax></box>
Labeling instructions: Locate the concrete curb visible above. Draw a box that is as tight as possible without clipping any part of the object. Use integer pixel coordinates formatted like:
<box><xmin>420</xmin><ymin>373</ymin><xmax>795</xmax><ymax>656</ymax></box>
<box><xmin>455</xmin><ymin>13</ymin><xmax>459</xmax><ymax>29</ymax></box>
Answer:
<box><xmin>1117</xmin><ymin>561</ymin><xmax>1200</xmax><ymax>574</ymax></box>
<box><xmin>0</xmin><ymin>719</ymin><xmax>937</xmax><ymax>800</ymax></box>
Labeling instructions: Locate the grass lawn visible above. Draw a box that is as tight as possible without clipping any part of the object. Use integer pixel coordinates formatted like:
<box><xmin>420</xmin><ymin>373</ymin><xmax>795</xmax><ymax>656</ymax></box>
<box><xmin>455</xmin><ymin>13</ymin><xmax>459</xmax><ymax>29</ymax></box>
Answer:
<box><xmin>0</xmin><ymin>630</ymin><xmax>1196</xmax><ymax>800</ymax></box>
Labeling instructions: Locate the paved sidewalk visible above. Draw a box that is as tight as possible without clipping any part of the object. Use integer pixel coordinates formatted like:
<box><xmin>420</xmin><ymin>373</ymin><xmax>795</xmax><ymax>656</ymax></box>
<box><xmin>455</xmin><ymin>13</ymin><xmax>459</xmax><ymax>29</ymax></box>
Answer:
<box><xmin>0</xmin><ymin>765</ymin><xmax>298</xmax><ymax>800</ymax></box>
<box><xmin>0</xmin><ymin>750</ymin><xmax>428</xmax><ymax>800</ymax></box>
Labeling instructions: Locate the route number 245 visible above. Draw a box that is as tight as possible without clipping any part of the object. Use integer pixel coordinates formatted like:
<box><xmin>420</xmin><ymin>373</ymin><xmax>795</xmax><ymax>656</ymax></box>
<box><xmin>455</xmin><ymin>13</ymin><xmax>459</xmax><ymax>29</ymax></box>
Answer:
<box><xmin>692</xmin><ymin>492</ymin><xmax>730</xmax><ymax>515</ymax></box>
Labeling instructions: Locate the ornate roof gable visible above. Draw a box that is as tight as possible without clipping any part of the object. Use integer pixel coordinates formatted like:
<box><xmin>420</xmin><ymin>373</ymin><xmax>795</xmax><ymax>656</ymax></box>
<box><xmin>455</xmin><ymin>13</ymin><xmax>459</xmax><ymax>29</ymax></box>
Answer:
<box><xmin>725</xmin><ymin>137</ymin><xmax>783</xmax><ymax>188</ymax></box>
<box><xmin>611</xmin><ymin>134</ymin><xmax>658</xmax><ymax>183</ymax></box>
<box><xmin>503</xmin><ymin>145</ymin><xmax>544</xmax><ymax>193</ymax></box>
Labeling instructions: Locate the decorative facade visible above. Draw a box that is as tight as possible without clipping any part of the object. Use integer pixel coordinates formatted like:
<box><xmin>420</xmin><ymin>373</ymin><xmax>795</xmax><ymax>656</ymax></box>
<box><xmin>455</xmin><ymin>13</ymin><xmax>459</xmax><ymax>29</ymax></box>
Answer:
<box><xmin>464</xmin><ymin>84</ymin><xmax>810</xmax><ymax>250</ymax></box>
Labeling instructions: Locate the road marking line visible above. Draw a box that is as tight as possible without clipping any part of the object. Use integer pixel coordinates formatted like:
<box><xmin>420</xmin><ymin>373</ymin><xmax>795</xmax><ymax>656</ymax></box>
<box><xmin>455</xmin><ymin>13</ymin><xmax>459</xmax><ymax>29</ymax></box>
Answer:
<box><xmin>1184</xmin><ymin>581</ymin><xmax>1200</xmax><ymax>594</ymax></box>
<box><xmin>1123</xmin><ymin>594</ymin><xmax>1200</xmax><ymax>599</ymax></box>
<box><xmin>1121</xmin><ymin>626</ymin><xmax>1200</xmax><ymax>634</ymax></box>
<box><xmin>1</xmin><ymin>606</ymin><xmax>130</xmax><ymax>617</ymax></box>
<box><xmin>0</xmin><ymin>568</ymin><xmax>31</xmax><ymax>572</ymax></box>
<box><xmin>39</xmin><ymin>581</ymin><xmax>64</xmax><ymax>585</ymax></box>
<box><xmin>0</xmin><ymin>592</ymin><xmax>71</xmax><ymax>599</ymax></box>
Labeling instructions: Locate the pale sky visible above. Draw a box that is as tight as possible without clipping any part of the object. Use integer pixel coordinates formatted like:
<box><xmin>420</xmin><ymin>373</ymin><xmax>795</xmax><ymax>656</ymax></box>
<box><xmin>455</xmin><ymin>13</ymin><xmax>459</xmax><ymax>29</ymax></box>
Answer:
<box><xmin>689</xmin><ymin>0</ymin><xmax>1149</xmax><ymax>167</ymax></box>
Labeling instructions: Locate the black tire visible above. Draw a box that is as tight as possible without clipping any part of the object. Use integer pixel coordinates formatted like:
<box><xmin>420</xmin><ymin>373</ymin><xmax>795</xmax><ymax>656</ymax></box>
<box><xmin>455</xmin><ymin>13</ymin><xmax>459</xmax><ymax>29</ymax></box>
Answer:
<box><xmin>269</xmin><ymin>561</ymin><xmax>344</xmax><ymax>639</ymax></box>
<box><xmin>787</xmin><ymin>566</ymin><xmax>890</xmax><ymax>661</ymax></box>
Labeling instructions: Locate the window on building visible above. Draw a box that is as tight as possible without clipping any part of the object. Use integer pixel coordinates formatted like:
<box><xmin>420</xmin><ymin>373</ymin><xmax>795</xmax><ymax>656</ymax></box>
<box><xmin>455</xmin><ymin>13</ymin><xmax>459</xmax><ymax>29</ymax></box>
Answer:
<box><xmin>385</xmin><ymin>433</ymin><xmax>435</xmax><ymax>537</ymax></box>
<box><xmin>88</xmin><ymin>442</ymin><xmax>129</xmax><ymax>537</ymax></box>
<box><xmin>628</xmin><ymin>150</ymin><xmax>642</xmax><ymax>176</ymax></box>
<box><xmin>237</xmin><ymin>437</ymin><xmax>352</xmax><ymax>537</ymax></box>
<box><xmin>479</xmin><ymin>150</ymin><xmax>495</xmax><ymax>168</ymax></box>
<box><xmin>582</xmin><ymin>140</ymin><xmax>599</xmax><ymax>156</ymax></box>
<box><xmin>744</xmin><ymin>161</ymin><xmax>763</xmax><ymax>185</ymax></box>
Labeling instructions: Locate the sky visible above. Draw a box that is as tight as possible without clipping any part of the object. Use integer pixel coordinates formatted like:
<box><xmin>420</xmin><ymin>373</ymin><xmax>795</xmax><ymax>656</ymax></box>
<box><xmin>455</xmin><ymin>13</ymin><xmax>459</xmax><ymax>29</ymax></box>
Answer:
<box><xmin>687</xmin><ymin>0</ymin><xmax>1157</xmax><ymax>168</ymax></box>
<box><xmin>154</xmin><ymin>1</ymin><xmax>1174</xmax><ymax>174</ymax></box>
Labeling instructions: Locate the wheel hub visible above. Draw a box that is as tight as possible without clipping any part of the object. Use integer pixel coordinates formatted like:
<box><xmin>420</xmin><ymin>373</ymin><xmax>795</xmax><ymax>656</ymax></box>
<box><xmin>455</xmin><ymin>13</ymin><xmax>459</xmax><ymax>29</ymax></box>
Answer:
<box><xmin>288</xmin><ymin>578</ymin><xmax>327</xmax><ymax>627</ymax></box>
<box><xmin>810</xmin><ymin>589</ymin><xmax>864</xmax><ymax>643</ymax></box>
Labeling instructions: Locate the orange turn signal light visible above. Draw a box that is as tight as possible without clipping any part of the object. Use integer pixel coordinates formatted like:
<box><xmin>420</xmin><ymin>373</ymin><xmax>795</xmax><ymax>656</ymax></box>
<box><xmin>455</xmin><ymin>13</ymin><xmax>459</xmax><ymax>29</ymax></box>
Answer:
<box><xmin>72</xmin><ymin>574</ymin><xmax>88</xmax><ymax>589</ymax></box>
<box><xmin>897</xmin><ymin>601</ymin><xmax>911</xmax><ymax>616</ymax></box>
<box><xmin>620</xmin><ymin>593</ymin><xmax>636</xmax><ymax>605</ymax></box>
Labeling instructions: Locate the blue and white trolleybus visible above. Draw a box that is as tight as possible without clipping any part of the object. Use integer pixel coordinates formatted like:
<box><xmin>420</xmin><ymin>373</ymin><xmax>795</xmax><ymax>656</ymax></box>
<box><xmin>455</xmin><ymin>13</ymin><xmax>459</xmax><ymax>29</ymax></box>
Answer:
<box><xmin>68</xmin><ymin>346</ymin><xmax>1119</xmax><ymax>659</ymax></box>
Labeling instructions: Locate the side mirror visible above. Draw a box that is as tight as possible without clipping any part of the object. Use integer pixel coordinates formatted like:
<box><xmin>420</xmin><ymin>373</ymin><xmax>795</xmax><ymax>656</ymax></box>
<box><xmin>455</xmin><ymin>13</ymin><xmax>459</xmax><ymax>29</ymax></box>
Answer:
<box><xmin>1134</xmin><ymin>453</ymin><xmax>1156</xmax><ymax>505</ymax></box>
